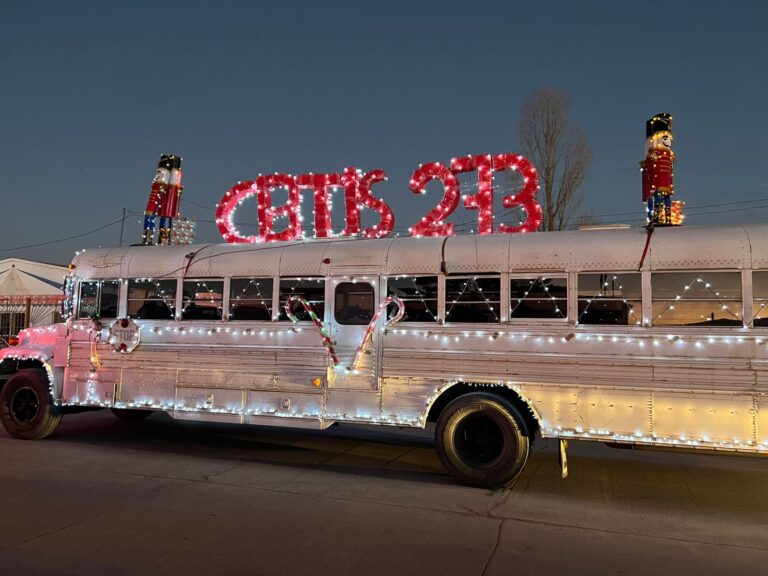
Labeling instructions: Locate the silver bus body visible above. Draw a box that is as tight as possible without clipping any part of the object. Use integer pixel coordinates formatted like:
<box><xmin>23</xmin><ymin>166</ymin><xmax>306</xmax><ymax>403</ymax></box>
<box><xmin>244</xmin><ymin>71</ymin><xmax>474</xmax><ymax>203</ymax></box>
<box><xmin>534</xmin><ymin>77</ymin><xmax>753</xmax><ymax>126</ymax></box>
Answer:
<box><xmin>2</xmin><ymin>224</ymin><xmax>767</xmax><ymax>485</ymax></box>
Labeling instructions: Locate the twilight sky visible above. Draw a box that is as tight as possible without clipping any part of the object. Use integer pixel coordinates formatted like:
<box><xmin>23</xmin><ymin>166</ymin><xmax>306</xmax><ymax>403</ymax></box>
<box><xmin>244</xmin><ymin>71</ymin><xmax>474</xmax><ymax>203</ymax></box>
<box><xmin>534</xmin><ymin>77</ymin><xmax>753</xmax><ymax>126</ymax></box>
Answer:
<box><xmin>1</xmin><ymin>0</ymin><xmax>767</xmax><ymax>264</ymax></box>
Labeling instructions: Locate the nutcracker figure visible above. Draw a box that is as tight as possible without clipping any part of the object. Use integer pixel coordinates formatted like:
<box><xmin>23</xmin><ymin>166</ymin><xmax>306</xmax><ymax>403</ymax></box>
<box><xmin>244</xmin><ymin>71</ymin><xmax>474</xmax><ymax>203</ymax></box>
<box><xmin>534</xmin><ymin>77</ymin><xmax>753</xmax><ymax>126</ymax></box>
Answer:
<box><xmin>141</xmin><ymin>155</ymin><xmax>173</xmax><ymax>245</ymax></box>
<box><xmin>158</xmin><ymin>155</ymin><xmax>184</xmax><ymax>245</ymax></box>
<box><xmin>641</xmin><ymin>113</ymin><xmax>679</xmax><ymax>226</ymax></box>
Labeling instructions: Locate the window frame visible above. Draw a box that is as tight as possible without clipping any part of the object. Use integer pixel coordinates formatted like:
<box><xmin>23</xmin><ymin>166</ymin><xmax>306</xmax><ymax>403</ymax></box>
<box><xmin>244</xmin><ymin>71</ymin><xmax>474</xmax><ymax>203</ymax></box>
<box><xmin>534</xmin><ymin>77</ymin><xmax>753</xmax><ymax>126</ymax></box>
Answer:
<box><xmin>334</xmin><ymin>281</ymin><xmax>376</xmax><ymax>325</ymax></box>
<box><xmin>277</xmin><ymin>277</ymin><xmax>326</xmax><ymax>323</ymax></box>
<box><xmin>507</xmin><ymin>274</ymin><xmax>569</xmax><ymax>323</ymax></box>
<box><xmin>750</xmin><ymin>270</ymin><xmax>768</xmax><ymax>328</ymax></box>
<box><xmin>180</xmin><ymin>278</ymin><xmax>225</xmax><ymax>322</ymax></box>
<box><xmin>444</xmin><ymin>274</ymin><xmax>502</xmax><ymax>325</ymax></box>
<box><xmin>228</xmin><ymin>276</ymin><xmax>275</xmax><ymax>322</ymax></box>
<box><xmin>126</xmin><ymin>278</ymin><xmax>179</xmax><ymax>321</ymax></box>
<box><xmin>576</xmin><ymin>272</ymin><xmax>643</xmax><ymax>327</ymax></box>
<box><xmin>649</xmin><ymin>270</ymin><xmax>744</xmax><ymax>328</ymax></box>
<box><xmin>385</xmin><ymin>274</ymin><xmax>439</xmax><ymax>324</ymax></box>
<box><xmin>76</xmin><ymin>279</ymin><xmax>121</xmax><ymax>320</ymax></box>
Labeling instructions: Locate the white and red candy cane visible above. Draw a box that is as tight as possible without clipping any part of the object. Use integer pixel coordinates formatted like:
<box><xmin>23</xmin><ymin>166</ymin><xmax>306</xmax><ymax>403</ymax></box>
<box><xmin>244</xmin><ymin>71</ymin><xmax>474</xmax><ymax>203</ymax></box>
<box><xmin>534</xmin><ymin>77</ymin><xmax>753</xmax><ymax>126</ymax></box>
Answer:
<box><xmin>350</xmin><ymin>295</ymin><xmax>404</xmax><ymax>369</ymax></box>
<box><xmin>284</xmin><ymin>295</ymin><xmax>341</xmax><ymax>367</ymax></box>
<box><xmin>284</xmin><ymin>295</ymin><xmax>405</xmax><ymax>372</ymax></box>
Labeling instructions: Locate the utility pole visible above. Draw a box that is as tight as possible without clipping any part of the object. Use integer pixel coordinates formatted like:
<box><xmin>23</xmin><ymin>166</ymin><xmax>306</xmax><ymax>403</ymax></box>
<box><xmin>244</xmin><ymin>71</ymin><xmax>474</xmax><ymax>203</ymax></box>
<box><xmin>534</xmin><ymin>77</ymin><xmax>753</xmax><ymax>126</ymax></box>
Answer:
<box><xmin>119</xmin><ymin>208</ymin><xmax>126</xmax><ymax>246</ymax></box>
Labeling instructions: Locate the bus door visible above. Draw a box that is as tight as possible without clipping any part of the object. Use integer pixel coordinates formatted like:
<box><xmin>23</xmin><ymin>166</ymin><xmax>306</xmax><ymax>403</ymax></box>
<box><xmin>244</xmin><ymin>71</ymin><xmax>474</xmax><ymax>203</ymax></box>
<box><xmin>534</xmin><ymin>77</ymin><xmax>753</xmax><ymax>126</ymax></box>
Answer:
<box><xmin>328</xmin><ymin>273</ymin><xmax>380</xmax><ymax>390</ymax></box>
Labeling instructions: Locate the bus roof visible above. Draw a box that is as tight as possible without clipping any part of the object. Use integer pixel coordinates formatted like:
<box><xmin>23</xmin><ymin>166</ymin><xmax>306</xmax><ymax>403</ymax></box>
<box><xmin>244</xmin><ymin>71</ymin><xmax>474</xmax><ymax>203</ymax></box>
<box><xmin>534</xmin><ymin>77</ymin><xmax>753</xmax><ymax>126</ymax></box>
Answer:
<box><xmin>70</xmin><ymin>223</ymin><xmax>768</xmax><ymax>279</ymax></box>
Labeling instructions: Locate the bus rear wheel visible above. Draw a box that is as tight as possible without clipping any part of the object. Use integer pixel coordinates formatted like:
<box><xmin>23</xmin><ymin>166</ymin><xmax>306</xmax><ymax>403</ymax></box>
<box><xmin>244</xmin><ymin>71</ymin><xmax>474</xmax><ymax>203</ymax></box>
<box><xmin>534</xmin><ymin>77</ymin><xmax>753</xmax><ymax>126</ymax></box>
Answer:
<box><xmin>435</xmin><ymin>392</ymin><xmax>529</xmax><ymax>489</ymax></box>
<box><xmin>0</xmin><ymin>369</ymin><xmax>62</xmax><ymax>440</ymax></box>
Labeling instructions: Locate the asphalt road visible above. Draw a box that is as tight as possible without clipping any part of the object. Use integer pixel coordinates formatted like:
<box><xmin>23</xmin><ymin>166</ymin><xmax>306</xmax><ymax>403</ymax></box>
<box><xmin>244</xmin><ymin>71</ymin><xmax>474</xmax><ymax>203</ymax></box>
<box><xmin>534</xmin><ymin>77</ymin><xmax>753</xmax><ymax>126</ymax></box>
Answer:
<box><xmin>0</xmin><ymin>410</ymin><xmax>766</xmax><ymax>576</ymax></box>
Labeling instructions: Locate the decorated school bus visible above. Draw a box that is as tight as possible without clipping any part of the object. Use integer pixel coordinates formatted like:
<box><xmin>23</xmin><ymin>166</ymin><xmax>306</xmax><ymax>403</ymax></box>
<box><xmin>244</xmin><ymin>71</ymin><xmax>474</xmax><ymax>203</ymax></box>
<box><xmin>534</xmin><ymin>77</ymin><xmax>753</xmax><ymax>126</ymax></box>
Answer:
<box><xmin>1</xmin><ymin>224</ymin><xmax>767</xmax><ymax>487</ymax></box>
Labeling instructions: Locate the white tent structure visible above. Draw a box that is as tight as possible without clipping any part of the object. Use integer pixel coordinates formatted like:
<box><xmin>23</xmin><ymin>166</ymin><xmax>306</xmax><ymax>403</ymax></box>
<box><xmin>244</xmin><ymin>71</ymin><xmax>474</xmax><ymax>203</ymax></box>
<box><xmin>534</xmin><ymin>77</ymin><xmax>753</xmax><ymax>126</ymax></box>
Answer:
<box><xmin>0</xmin><ymin>258</ymin><xmax>68</xmax><ymax>346</ymax></box>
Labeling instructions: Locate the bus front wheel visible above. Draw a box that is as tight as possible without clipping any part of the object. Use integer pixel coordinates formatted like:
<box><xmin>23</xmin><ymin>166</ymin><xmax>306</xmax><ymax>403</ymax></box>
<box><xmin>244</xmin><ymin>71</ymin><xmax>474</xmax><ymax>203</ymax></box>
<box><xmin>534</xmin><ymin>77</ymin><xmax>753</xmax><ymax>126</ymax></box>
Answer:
<box><xmin>435</xmin><ymin>392</ymin><xmax>529</xmax><ymax>489</ymax></box>
<box><xmin>0</xmin><ymin>369</ymin><xmax>62</xmax><ymax>440</ymax></box>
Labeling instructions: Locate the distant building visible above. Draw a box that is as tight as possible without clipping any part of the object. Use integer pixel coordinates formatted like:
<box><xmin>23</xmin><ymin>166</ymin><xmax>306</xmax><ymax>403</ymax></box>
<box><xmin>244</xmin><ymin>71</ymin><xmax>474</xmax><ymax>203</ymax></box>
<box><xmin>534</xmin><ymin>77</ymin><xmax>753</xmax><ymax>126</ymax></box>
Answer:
<box><xmin>0</xmin><ymin>258</ymin><xmax>68</xmax><ymax>346</ymax></box>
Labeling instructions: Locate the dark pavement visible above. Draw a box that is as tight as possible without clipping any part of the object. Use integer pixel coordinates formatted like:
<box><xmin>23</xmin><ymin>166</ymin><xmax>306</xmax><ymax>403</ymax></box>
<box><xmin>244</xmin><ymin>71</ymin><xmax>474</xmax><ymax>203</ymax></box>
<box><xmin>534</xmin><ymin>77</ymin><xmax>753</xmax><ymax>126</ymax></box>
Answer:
<box><xmin>0</xmin><ymin>410</ymin><xmax>766</xmax><ymax>575</ymax></box>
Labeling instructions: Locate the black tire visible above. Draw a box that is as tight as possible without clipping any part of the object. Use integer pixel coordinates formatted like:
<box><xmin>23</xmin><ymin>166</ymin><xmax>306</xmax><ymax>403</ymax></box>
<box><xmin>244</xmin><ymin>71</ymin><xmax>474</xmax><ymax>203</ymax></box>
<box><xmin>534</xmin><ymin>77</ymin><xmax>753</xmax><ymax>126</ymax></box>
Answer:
<box><xmin>435</xmin><ymin>392</ymin><xmax>530</xmax><ymax>488</ymax></box>
<box><xmin>0</xmin><ymin>369</ymin><xmax>62</xmax><ymax>440</ymax></box>
<box><xmin>110</xmin><ymin>408</ymin><xmax>153</xmax><ymax>421</ymax></box>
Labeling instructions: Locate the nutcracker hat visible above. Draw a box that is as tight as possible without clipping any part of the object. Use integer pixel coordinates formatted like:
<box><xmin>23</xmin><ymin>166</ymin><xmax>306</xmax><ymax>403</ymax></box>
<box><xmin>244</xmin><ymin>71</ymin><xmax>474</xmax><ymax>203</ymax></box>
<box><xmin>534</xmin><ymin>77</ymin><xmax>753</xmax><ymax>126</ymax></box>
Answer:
<box><xmin>169</xmin><ymin>155</ymin><xmax>183</xmax><ymax>169</ymax></box>
<box><xmin>646</xmin><ymin>113</ymin><xmax>673</xmax><ymax>137</ymax></box>
<box><xmin>157</xmin><ymin>154</ymin><xmax>174</xmax><ymax>170</ymax></box>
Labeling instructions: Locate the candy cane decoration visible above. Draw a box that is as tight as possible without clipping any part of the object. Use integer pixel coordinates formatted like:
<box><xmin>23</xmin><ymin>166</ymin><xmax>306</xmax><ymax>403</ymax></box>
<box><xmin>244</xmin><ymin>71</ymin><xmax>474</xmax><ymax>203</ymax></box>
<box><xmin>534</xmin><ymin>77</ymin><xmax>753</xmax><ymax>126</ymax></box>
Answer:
<box><xmin>283</xmin><ymin>295</ymin><xmax>341</xmax><ymax>367</ymax></box>
<box><xmin>350</xmin><ymin>295</ymin><xmax>405</xmax><ymax>369</ymax></box>
<box><xmin>284</xmin><ymin>295</ymin><xmax>405</xmax><ymax>371</ymax></box>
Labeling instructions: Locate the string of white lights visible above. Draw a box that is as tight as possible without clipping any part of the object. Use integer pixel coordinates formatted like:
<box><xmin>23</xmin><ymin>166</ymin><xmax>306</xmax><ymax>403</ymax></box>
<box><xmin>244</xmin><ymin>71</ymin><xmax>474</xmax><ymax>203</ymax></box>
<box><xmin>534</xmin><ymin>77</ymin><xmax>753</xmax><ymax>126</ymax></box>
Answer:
<box><xmin>510</xmin><ymin>278</ymin><xmax>566</xmax><ymax>319</ymax></box>
<box><xmin>652</xmin><ymin>275</ymin><xmax>741</xmax><ymax>324</ymax></box>
<box><xmin>445</xmin><ymin>277</ymin><xmax>500</xmax><ymax>322</ymax></box>
<box><xmin>230</xmin><ymin>279</ymin><xmax>273</xmax><ymax>318</ymax></box>
<box><xmin>577</xmin><ymin>275</ymin><xmax>641</xmax><ymax>325</ymax></box>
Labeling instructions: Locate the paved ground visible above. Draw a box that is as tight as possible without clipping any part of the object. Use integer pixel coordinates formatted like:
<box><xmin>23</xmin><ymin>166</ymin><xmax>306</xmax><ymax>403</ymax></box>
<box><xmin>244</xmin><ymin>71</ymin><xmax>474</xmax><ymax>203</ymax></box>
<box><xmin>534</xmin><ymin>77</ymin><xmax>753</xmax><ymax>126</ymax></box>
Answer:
<box><xmin>0</xmin><ymin>410</ymin><xmax>766</xmax><ymax>576</ymax></box>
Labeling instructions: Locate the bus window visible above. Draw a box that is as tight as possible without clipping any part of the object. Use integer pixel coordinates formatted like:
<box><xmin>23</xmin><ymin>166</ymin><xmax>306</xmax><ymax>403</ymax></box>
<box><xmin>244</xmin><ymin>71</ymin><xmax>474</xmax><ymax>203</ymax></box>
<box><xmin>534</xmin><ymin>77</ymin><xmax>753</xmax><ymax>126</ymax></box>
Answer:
<box><xmin>752</xmin><ymin>271</ymin><xmax>768</xmax><ymax>327</ymax></box>
<box><xmin>510</xmin><ymin>277</ymin><xmax>567</xmax><ymax>319</ymax></box>
<box><xmin>127</xmin><ymin>279</ymin><xmax>177</xmax><ymax>320</ymax></box>
<box><xmin>335</xmin><ymin>282</ymin><xmax>375</xmax><ymax>325</ymax></box>
<box><xmin>77</xmin><ymin>280</ymin><xmax>120</xmax><ymax>319</ymax></box>
<box><xmin>386</xmin><ymin>275</ymin><xmax>438</xmax><ymax>322</ymax></box>
<box><xmin>279</xmin><ymin>278</ymin><xmax>325</xmax><ymax>321</ymax></box>
<box><xmin>229</xmin><ymin>278</ymin><xmax>273</xmax><ymax>321</ymax></box>
<box><xmin>652</xmin><ymin>272</ymin><xmax>742</xmax><ymax>327</ymax></box>
<box><xmin>578</xmin><ymin>273</ymin><xmax>641</xmax><ymax>325</ymax></box>
<box><xmin>445</xmin><ymin>276</ymin><xmax>500</xmax><ymax>323</ymax></box>
<box><xmin>181</xmin><ymin>280</ymin><xmax>224</xmax><ymax>321</ymax></box>
<box><xmin>77</xmin><ymin>281</ymin><xmax>98</xmax><ymax>319</ymax></box>
<box><xmin>100</xmin><ymin>281</ymin><xmax>119</xmax><ymax>318</ymax></box>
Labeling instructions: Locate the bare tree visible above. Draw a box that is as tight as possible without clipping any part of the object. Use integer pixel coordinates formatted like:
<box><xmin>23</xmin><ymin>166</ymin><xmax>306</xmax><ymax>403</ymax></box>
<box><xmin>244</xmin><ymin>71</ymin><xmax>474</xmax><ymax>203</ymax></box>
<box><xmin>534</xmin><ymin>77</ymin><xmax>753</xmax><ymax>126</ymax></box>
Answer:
<box><xmin>519</xmin><ymin>88</ymin><xmax>592</xmax><ymax>231</ymax></box>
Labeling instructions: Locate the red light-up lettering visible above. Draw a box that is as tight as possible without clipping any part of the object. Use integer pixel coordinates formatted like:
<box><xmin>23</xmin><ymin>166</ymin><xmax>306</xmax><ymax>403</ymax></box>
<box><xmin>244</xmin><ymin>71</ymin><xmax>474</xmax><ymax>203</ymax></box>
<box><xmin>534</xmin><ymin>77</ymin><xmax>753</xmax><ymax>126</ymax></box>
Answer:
<box><xmin>357</xmin><ymin>169</ymin><xmax>395</xmax><ymax>239</ymax></box>
<box><xmin>296</xmin><ymin>173</ymin><xmax>336</xmax><ymax>239</ymax></box>
<box><xmin>494</xmin><ymin>154</ymin><xmax>542</xmax><ymax>234</ymax></box>
<box><xmin>340</xmin><ymin>166</ymin><xmax>362</xmax><ymax>236</ymax></box>
<box><xmin>216</xmin><ymin>180</ymin><xmax>258</xmax><ymax>243</ymax></box>
<box><xmin>258</xmin><ymin>174</ymin><xmax>302</xmax><ymax>242</ymax></box>
<box><xmin>408</xmin><ymin>162</ymin><xmax>460</xmax><ymax>237</ymax></box>
<box><xmin>451</xmin><ymin>154</ymin><xmax>494</xmax><ymax>235</ymax></box>
<box><xmin>216</xmin><ymin>153</ymin><xmax>541</xmax><ymax>243</ymax></box>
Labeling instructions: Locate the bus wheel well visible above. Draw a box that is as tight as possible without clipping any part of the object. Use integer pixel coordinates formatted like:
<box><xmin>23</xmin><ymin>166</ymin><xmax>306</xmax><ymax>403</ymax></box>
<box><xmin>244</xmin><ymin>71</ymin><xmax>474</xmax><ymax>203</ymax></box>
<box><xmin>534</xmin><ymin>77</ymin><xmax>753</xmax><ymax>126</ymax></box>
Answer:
<box><xmin>426</xmin><ymin>383</ymin><xmax>539</xmax><ymax>442</ymax></box>
<box><xmin>0</xmin><ymin>359</ymin><xmax>46</xmax><ymax>392</ymax></box>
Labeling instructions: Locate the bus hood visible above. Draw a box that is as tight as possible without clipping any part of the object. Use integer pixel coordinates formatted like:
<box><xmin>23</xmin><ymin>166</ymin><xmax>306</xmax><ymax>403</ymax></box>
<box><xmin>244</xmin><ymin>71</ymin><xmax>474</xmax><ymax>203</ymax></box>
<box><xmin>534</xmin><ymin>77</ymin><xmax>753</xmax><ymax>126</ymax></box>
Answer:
<box><xmin>0</xmin><ymin>323</ymin><xmax>66</xmax><ymax>363</ymax></box>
